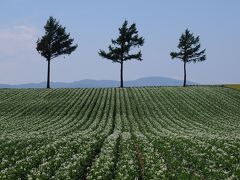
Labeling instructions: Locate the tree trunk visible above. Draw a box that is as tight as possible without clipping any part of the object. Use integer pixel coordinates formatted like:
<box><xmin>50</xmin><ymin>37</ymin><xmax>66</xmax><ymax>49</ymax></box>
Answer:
<box><xmin>120</xmin><ymin>61</ymin><xmax>123</xmax><ymax>88</ymax></box>
<box><xmin>47</xmin><ymin>59</ymin><xmax>51</xmax><ymax>88</ymax></box>
<box><xmin>183</xmin><ymin>62</ymin><xmax>187</xmax><ymax>87</ymax></box>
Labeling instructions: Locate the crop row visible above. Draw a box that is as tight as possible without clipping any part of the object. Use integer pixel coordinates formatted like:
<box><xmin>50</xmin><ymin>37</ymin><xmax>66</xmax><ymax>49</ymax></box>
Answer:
<box><xmin>0</xmin><ymin>87</ymin><xmax>239</xmax><ymax>179</ymax></box>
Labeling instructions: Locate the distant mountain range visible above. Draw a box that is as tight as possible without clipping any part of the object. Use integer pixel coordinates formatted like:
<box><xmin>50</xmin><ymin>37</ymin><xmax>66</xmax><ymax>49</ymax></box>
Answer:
<box><xmin>0</xmin><ymin>77</ymin><xmax>197</xmax><ymax>88</ymax></box>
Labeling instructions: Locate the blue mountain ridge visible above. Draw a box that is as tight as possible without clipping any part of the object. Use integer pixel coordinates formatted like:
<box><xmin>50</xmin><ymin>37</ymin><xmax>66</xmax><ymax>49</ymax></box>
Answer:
<box><xmin>0</xmin><ymin>76</ymin><xmax>197</xmax><ymax>88</ymax></box>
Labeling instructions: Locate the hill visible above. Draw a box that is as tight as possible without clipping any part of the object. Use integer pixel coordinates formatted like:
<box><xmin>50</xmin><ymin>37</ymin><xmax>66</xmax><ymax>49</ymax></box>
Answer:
<box><xmin>0</xmin><ymin>86</ymin><xmax>239</xmax><ymax>179</ymax></box>
<box><xmin>0</xmin><ymin>76</ymin><xmax>196</xmax><ymax>88</ymax></box>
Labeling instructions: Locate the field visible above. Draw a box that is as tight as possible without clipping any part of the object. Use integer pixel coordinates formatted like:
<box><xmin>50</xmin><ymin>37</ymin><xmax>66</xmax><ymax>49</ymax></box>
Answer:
<box><xmin>224</xmin><ymin>84</ymin><xmax>240</xmax><ymax>91</ymax></box>
<box><xmin>0</xmin><ymin>87</ymin><xmax>240</xmax><ymax>179</ymax></box>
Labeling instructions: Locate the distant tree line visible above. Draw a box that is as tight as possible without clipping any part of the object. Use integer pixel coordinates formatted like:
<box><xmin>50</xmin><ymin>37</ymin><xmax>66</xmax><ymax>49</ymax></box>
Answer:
<box><xmin>36</xmin><ymin>16</ymin><xmax>206</xmax><ymax>88</ymax></box>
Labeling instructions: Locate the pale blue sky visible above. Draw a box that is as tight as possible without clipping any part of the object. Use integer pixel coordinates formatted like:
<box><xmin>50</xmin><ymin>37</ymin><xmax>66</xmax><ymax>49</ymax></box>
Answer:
<box><xmin>0</xmin><ymin>0</ymin><xmax>239</xmax><ymax>84</ymax></box>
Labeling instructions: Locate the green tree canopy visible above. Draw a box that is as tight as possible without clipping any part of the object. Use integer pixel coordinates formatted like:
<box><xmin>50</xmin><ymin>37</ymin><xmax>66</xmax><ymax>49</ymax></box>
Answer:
<box><xmin>99</xmin><ymin>20</ymin><xmax>144</xmax><ymax>88</ymax></box>
<box><xmin>170</xmin><ymin>29</ymin><xmax>206</xmax><ymax>86</ymax></box>
<box><xmin>36</xmin><ymin>16</ymin><xmax>77</xmax><ymax>88</ymax></box>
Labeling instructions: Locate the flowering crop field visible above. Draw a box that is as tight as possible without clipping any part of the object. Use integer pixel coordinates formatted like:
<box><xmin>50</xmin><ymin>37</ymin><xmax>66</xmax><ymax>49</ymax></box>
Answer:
<box><xmin>0</xmin><ymin>86</ymin><xmax>240</xmax><ymax>179</ymax></box>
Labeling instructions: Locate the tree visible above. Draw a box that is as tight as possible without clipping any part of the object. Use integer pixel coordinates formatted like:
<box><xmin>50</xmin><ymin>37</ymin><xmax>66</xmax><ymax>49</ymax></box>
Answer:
<box><xmin>170</xmin><ymin>29</ymin><xmax>206</xmax><ymax>87</ymax></box>
<box><xmin>36</xmin><ymin>16</ymin><xmax>78</xmax><ymax>88</ymax></box>
<box><xmin>99</xmin><ymin>20</ymin><xmax>144</xmax><ymax>88</ymax></box>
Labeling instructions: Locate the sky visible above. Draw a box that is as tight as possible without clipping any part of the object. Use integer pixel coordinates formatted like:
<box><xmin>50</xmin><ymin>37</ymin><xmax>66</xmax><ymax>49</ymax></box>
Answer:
<box><xmin>0</xmin><ymin>0</ymin><xmax>239</xmax><ymax>85</ymax></box>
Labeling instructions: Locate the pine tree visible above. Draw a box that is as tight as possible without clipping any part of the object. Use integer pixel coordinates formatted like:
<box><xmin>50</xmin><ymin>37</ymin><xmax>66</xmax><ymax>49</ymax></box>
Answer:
<box><xmin>36</xmin><ymin>16</ymin><xmax>78</xmax><ymax>88</ymax></box>
<box><xmin>170</xmin><ymin>29</ymin><xmax>206</xmax><ymax>87</ymax></box>
<box><xmin>99</xmin><ymin>20</ymin><xmax>144</xmax><ymax>88</ymax></box>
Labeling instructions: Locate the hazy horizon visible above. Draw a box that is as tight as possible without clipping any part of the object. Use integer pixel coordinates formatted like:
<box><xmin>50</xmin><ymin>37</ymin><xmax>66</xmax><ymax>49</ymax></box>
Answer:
<box><xmin>0</xmin><ymin>76</ymin><xmax>195</xmax><ymax>85</ymax></box>
<box><xmin>1</xmin><ymin>0</ymin><xmax>240</xmax><ymax>85</ymax></box>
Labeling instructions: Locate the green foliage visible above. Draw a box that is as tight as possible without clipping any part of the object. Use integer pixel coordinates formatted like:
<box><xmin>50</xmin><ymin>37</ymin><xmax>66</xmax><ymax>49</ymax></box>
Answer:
<box><xmin>0</xmin><ymin>87</ymin><xmax>239</xmax><ymax>179</ymax></box>
<box><xmin>36</xmin><ymin>16</ymin><xmax>78</xmax><ymax>88</ymax></box>
<box><xmin>99</xmin><ymin>20</ymin><xmax>144</xmax><ymax>88</ymax></box>
<box><xmin>170</xmin><ymin>29</ymin><xmax>206</xmax><ymax>63</ymax></box>
<box><xmin>99</xmin><ymin>20</ymin><xmax>144</xmax><ymax>63</ymax></box>
<box><xmin>36</xmin><ymin>16</ymin><xmax>78</xmax><ymax>61</ymax></box>
<box><xmin>170</xmin><ymin>29</ymin><xmax>206</xmax><ymax>86</ymax></box>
